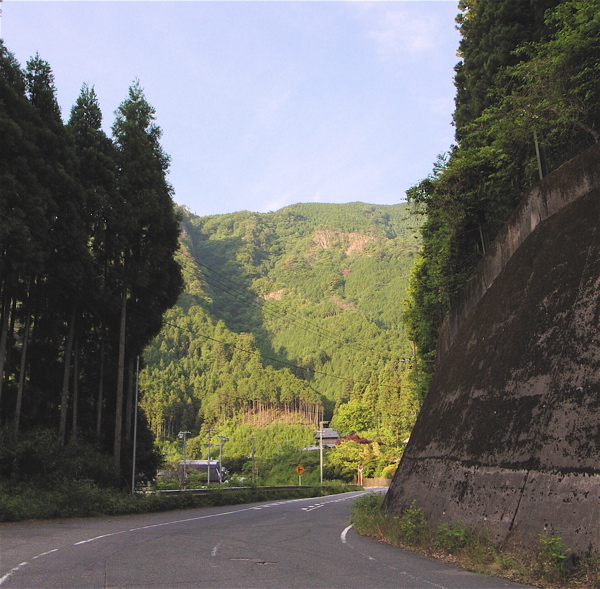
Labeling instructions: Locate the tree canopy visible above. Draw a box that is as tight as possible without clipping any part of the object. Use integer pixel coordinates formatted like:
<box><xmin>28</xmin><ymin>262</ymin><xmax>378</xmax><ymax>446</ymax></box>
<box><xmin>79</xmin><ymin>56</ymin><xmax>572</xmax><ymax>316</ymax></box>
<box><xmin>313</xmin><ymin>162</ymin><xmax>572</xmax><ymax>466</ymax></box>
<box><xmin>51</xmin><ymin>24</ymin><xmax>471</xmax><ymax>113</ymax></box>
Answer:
<box><xmin>403</xmin><ymin>0</ymin><xmax>599</xmax><ymax>386</ymax></box>
<box><xmin>0</xmin><ymin>41</ymin><xmax>183</xmax><ymax>483</ymax></box>
<box><xmin>140</xmin><ymin>203</ymin><xmax>422</xmax><ymax>466</ymax></box>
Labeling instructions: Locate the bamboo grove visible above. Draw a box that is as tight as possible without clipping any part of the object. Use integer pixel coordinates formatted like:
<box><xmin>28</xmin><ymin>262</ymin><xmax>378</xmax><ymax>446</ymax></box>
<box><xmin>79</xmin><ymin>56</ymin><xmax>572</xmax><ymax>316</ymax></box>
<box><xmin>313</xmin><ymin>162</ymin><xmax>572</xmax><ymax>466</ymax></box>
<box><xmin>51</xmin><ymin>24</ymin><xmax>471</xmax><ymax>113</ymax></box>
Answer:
<box><xmin>0</xmin><ymin>42</ymin><xmax>183</xmax><ymax>475</ymax></box>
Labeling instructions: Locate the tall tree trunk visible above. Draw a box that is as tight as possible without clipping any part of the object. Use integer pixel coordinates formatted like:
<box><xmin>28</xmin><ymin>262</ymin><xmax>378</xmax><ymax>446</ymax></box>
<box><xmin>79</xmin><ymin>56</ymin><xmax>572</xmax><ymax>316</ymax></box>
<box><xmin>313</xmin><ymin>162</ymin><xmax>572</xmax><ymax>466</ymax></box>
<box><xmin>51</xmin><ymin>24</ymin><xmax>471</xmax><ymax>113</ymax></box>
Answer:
<box><xmin>96</xmin><ymin>335</ymin><xmax>105</xmax><ymax>440</ymax></box>
<box><xmin>0</xmin><ymin>288</ymin><xmax>11</xmax><ymax>425</ymax></box>
<box><xmin>59</xmin><ymin>307</ymin><xmax>77</xmax><ymax>444</ymax></box>
<box><xmin>4</xmin><ymin>297</ymin><xmax>17</xmax><ymax>405</ymax></box>
<box><xmin>125</xmin><ymin>354</ymin><xmax>134</xmax><ymax>441</ymax></box>
<box><xmin>14</xmin><ymin>308</ymin><xmax>32</xmax><ymax>434</ymax></box>
<box><xmin>71</xmin><ymin>340</ymin><xmax>80</xmax><ymax>436</ymax></box>
<box><xmin>114</xmin><ymin>286</ymin><xmax>127</xmax><ymax>470</ymax></box>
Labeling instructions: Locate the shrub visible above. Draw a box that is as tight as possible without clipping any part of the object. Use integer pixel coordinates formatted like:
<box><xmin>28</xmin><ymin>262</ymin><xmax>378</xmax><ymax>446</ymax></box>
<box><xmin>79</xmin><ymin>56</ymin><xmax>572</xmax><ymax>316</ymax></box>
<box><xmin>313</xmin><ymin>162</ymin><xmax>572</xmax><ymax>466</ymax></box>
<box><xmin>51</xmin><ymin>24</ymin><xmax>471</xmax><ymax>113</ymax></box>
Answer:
<box><xmin>538</xmin><ymin>534</ymin><xmax>571</xmax><ymax>580</ymax></box>
<box><xmin>397</xmin><ymin>501</ymin><xmax>426</xmax><ymax>544</ymax></box>
<box><xmin>349</xmin><ymin>494</ymin><xmax>598</xmax><ymax>588</ymax></box>
<box><xmin>434</xmin><ymin>521</ymin><xmax>467</xmax><ymax>553</ymax></box>
<box><xmin>381</xmin><ymin>464</ymin><xmax>397</xmax><ymax>479</ymax></box>
<box><xmin>350</xmin><ymin>493</ymin><xmax>386</xmax><ymax>534</ymax></box>
<box><xmin>0</xmin><ymin>427</ymin><xmax>121</xmax><ymax>489</ymax></box>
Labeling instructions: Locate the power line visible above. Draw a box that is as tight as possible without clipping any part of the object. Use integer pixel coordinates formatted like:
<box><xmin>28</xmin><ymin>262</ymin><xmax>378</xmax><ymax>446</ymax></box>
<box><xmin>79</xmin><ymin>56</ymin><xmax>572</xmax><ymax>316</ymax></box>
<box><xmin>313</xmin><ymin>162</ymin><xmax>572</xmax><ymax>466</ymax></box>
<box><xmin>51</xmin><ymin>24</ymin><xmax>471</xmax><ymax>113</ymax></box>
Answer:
<box><xmin>162</xmin><ymin>320</ymin><xmax>349</xmax><ymax>382</ymax></box>
<box><xmin>194</xmin><ymin>258</ymin><xmax>395</xmax><ymax>362</ymax></box>
<box><xmin>0</xmin><ymin>210</ymin><xmax>413</xmax><ymax>383</ymax></box>
<box><xmin>161</xmin><ymin>317</ymin><xmax>414</xmax><ymax>394</ymax></box>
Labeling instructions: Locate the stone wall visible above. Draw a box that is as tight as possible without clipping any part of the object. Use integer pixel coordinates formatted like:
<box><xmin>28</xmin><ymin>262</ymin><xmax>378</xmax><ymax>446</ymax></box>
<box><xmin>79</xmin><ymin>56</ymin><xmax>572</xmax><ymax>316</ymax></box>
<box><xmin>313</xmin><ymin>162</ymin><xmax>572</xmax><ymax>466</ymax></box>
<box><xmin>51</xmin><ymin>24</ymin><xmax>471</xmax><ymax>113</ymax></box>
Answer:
<box><xmin>384</xmin><ymin>144</ymin><xmax>600</xmax><ymax>555</ymax></box>
<box><xmin>362</xmin><ymin>477</ymin><xmax>391</xmax><ymax>488</ymax></box>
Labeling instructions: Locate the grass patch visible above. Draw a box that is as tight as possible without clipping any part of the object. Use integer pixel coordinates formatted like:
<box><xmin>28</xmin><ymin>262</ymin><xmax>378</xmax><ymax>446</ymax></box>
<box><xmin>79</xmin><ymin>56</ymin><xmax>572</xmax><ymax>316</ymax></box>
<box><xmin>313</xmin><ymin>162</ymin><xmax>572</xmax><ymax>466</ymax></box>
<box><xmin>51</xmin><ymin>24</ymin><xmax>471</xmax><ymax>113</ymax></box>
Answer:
<box><xmin>350</xmin><ymin>493</ymin><xmax>600</xmax><ymax>588</ymax></box>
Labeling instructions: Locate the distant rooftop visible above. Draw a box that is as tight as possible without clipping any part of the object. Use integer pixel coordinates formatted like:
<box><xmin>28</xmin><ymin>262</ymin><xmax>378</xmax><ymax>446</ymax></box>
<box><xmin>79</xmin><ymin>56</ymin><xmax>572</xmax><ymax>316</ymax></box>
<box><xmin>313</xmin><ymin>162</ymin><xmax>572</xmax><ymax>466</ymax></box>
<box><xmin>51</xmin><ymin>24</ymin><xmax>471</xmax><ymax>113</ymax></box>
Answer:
<box><xmin>315</xmin><ymin>428</ymin><xmax>339</xmax><ymax>439</ymax></box>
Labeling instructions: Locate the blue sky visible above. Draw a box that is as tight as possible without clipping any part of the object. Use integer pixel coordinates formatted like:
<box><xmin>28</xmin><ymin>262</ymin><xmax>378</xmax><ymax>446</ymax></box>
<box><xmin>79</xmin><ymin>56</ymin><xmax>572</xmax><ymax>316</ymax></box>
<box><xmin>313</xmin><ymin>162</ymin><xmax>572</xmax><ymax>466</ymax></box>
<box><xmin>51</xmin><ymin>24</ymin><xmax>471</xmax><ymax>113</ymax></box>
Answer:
<box><xmin>2</xmin><ymin>1</ymin><xmax>461</xmax><ymax>217</ymax></box>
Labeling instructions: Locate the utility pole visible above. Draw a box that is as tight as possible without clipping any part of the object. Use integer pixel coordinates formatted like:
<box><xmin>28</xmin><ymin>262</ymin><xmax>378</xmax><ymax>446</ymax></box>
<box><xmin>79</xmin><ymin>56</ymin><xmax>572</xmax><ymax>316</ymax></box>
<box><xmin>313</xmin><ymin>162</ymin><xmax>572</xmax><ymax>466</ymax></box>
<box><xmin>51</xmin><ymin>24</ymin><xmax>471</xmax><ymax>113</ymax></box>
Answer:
<box><xmin>319</xmin><ymin>419</ymin><xmax>329</xmax><ymax>485</ymax></box>
<box><xmin>218</xmin><ymin>435</ymin><xmax>227</xmax><ymax>484</ymax></box>
<box><xmin>130</xmin><ymin>356</ymin><xmax>139</xmax><ymax>494</ymax></box>
<box><xmin>178</xmin><ymin>430</ymin><xmax>191</xmax><ymax>487</ymax></box>
<box><xmin>205</xmin><ymin>429</ymin><xmax>214</xmax><ymax>483</ymax></box>
<box><xmin>250</xmin><ymin>436</ymin><xmax>256</xmax><ymax>483</ymax></box>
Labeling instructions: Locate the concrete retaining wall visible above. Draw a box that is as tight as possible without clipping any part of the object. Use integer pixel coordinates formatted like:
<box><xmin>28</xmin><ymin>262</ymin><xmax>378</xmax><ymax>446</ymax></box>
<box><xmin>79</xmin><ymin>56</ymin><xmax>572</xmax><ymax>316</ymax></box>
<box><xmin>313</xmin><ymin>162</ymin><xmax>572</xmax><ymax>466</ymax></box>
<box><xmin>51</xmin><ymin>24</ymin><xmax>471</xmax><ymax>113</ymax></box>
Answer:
<box><xmin>384</xmin><ymin>144</ymin><xmax>600</xmax><ymax>555</ymax></box>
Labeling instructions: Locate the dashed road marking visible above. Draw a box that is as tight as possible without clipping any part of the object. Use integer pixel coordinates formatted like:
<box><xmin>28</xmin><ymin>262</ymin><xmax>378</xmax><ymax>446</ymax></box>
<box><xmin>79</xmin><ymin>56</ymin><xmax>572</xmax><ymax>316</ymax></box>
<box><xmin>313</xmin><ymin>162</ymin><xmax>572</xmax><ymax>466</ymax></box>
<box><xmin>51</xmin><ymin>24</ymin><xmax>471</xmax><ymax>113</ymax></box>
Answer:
<box><xmin>0</xmin><ymin>491</ymin><xmax>368</xmax><ymax>586</ymax></box>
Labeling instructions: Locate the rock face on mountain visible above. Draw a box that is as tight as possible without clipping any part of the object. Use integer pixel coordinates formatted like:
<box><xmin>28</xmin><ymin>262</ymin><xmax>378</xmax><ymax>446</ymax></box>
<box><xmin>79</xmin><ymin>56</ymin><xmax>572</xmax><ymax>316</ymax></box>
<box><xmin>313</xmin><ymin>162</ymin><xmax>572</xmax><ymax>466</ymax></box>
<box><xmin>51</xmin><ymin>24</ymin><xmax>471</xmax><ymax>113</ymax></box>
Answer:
<box><xmin>384</xmin><ymin>145</ymin><xmax>600</xmax><ymax>555</ymax></box>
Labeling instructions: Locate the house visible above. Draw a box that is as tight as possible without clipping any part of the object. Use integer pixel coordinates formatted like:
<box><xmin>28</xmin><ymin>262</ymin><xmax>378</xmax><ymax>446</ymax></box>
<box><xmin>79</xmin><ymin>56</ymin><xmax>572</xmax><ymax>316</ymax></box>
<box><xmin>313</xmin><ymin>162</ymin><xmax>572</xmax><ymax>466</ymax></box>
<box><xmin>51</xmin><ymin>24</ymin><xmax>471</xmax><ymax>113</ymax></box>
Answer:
<box><xmin>315</xmin><ymin>428</ymin><xmax>340</xmax><ymax>448</ymax></box>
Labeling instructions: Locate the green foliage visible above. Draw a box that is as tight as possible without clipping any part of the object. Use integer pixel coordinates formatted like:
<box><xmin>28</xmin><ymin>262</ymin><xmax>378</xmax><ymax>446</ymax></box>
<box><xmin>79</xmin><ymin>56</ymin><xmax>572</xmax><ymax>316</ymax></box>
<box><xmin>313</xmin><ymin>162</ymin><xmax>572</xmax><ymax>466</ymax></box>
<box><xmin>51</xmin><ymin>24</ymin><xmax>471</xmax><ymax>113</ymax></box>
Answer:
<box><xmin>183</xmin><ymin>423</ymin><xmax>315</xmax><ymax>463</ymax></box>
<box><xmin>0</xmin><ymin>480</ymin><xmax>351</xmax><ymax>523</ymax></box>
<box><xmin>0</xmin><ymin>427</ymin><xmax>121</xmax><ymax>489</ymax></box>
<box><xmin>397</xmin><ymin>501</ymin><xmax>427</xmax><ymax>544</ymax></box>
<box><xmin>538</xmin><ymin>534</ymin><xmax>572</xmax><ymax>579</ymax></box>
<box><xmin>330</xmin><ymin>400</ymin><xmax>375</xmax><ymax>435</ymax></box>
<box><xmin>350</xmin><ymin>492</ymin><xmax>386</xmax><ymax>533</ymax></box>
<box><xmin>380</xmin><ymin>464</ymin><xmax>397</xmax><ymax>479</ymax></box>
<box><xmin>141</xmin><ymin>203</ymin><xmax>422</xmax><ymax>459</ymax></box>
<box><xmin>326</xmin><ymin>439</ymin><xmax>401</xmax><ymax>482</ymax></box>
<box><xmin>404</xmin><ymin>0</ymin><xmax>599</xmax><ymax>384</ymax></box>
<box><xmin>258</xmin><ymin>449</ymin><xmax>322</xmax><ymax>486</ymax></box>
<box><xmin>434</xmin><ymin>521</ymin><xmax>468</xmax><ymax>553</ymax></box>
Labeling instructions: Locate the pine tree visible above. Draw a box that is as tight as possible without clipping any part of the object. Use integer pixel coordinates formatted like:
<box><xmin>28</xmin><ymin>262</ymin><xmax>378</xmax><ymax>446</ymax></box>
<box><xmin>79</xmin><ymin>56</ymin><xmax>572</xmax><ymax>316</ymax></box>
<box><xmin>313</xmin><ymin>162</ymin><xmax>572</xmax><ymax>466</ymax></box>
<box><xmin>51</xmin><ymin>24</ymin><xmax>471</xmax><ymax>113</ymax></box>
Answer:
<box><xmin>111</xmin><ymin>80</ymin><xmax>183</xmax><ymax>468</ymax></box>
<box><xmin>25</xmin><ymin>54</ymin><xmax>90</xmax><ymax>443</ymax></box>
<box><xmin>66</xmin><ymin>83</ymin><xmax>120</xmax><ymax>440</ymax></box>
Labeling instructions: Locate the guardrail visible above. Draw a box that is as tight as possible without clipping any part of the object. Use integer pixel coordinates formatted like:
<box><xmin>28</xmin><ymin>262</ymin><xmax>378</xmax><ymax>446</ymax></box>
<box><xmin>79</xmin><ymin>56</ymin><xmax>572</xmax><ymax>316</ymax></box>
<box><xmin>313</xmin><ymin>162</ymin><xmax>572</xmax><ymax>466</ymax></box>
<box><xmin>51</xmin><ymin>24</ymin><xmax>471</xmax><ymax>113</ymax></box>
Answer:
<box><xmin>144</xmin><ymin>485</ymin><xmax>362</xmax><ymax>496</ymax></box>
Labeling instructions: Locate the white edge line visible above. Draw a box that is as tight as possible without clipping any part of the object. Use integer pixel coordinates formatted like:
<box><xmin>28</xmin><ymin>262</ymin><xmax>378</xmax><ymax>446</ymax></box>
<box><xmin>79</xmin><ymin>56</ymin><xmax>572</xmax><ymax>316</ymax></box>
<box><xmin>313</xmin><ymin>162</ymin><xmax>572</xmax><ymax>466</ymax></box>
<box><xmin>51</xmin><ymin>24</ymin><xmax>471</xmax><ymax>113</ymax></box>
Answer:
<box><xmin>74</xmin><ymin>530</ymin><xmax>127</xmax><ymax>545</ymax></box>
<box><xmin>341</xmin><ymin>524</ymin><xmax>353</xmax><ymax>544</ymax></box>
<box><xmin>0</xmin><ymin>563</ymin><xmax>28</xmax><ymax>587</ymax></box>
<box><xmin>32</xmin><ymin>549</ymin><xmax>58</xmax><ymax>559</ymax></box>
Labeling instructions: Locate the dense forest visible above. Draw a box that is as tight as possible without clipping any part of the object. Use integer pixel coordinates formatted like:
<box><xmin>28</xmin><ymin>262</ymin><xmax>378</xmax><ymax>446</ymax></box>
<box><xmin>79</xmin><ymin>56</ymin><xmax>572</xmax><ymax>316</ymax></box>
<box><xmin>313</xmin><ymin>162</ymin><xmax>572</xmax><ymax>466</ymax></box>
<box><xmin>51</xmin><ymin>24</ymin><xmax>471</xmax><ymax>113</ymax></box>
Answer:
<box><xmin>0</xmin><ymin>41</ymin><xmax>183</xmax><ymax>481</ymax></box>
<box><xmin>404</xmin><ymin>0</ymin><xmax>600</xmax><ymax>384</ymax></box>
<box><xmin>141</xmin><ymin>203</ymin><xmax>422</xmax><ymax>470</ymax></box>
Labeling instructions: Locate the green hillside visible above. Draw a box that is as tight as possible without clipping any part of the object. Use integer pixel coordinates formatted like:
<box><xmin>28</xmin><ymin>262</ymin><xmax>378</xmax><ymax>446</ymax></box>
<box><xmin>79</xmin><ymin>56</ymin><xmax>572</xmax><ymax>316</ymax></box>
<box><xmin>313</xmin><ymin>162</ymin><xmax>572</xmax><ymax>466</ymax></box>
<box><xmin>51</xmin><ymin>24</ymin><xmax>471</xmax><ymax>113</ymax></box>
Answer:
<box><xmin>140</xmin><ymin>202</ymin><xmax>422</xmax><ymax>460</ymax></box>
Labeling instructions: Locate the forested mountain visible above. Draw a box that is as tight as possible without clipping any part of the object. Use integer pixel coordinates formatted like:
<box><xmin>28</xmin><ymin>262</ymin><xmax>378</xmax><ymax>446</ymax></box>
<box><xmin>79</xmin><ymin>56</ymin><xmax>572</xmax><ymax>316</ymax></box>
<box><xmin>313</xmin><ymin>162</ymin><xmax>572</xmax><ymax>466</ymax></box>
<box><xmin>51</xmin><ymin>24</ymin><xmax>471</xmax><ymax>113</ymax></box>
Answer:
<box><xmin>0</xmin><ymin>42</ymin><xmax>182</xmax><ymax>481</ymax></box>
<box><xmin>140</xmin><ymin>203</ymin><xmax>422</xmax><ymax>458</ymax></box>
<box><xmin>404</xmin><ymin>0</ymin><xmax>600</xmax><ymax>383</ymax></box>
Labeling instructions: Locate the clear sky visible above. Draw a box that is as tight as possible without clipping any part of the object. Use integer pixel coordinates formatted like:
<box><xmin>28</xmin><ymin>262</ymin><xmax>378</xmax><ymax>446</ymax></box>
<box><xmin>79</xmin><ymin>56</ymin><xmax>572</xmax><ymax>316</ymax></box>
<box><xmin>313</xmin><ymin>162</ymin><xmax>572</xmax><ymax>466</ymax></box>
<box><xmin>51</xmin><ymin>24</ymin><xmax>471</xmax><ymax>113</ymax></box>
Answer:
<box><xmin>1</xmin><ymin>1</ymin><xmax>461</xmax><ymax>217</ymax></box>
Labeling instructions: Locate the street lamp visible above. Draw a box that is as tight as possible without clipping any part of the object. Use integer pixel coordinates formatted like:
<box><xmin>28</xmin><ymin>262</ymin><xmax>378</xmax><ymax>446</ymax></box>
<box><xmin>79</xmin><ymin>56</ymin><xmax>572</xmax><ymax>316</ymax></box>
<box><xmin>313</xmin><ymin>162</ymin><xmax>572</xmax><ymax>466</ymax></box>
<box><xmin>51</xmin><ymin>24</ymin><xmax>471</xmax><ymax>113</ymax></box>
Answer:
<box><xmin>218</xmin><ymin>435</ymin><xmax>227</xmax><ymax>484</ymax></box>
<box><xmin>178</xmin><ymin>431</ymin><xmax>191</xmax><ymax>487</ymax></box>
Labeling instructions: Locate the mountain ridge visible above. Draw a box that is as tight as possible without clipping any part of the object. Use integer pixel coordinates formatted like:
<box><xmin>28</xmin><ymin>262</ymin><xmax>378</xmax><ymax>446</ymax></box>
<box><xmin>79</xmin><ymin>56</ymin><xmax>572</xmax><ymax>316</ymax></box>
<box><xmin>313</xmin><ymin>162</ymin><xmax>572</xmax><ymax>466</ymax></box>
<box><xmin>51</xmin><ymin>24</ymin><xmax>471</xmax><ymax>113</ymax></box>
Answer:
<box><xmin>140</xmin><ymin>201</ymin><xmax>422</xmax><ymax>456</ymax></box>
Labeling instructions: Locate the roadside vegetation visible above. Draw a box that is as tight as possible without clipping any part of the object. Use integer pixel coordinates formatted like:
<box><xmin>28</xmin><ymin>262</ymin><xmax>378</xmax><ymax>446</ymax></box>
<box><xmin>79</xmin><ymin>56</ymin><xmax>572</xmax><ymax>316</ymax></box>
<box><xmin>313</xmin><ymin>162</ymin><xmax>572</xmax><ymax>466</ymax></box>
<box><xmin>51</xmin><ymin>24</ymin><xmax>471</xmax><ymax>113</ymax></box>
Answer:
<box><xmin>351</xmin><ymin>494</ymin><xmax>600</xmax><ymax>589</ymax></box>
<box><xmin>404</xmin><ymin>0</ymin><xmax>600</xmax><ymax>389</ymax></box>
<box><xmin>0</xmin><ymin>481</ymin><xmax>350</xmax><ymax>523</ymax></box>
<box><xmin>0</xmin><ymin>427</ymin><xmax>358</xmax><ymax>523</ymax></box>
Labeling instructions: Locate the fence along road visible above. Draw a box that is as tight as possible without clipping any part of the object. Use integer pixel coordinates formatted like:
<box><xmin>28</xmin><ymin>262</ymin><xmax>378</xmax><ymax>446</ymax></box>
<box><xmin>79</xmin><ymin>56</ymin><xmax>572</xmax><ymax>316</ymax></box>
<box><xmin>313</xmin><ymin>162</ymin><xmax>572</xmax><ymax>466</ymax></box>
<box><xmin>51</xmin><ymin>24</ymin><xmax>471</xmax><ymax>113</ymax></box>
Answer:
<box><xmin>0</xmin><ymin>490</ymin><xmax>532</xmax><ymax>588</ymax></box>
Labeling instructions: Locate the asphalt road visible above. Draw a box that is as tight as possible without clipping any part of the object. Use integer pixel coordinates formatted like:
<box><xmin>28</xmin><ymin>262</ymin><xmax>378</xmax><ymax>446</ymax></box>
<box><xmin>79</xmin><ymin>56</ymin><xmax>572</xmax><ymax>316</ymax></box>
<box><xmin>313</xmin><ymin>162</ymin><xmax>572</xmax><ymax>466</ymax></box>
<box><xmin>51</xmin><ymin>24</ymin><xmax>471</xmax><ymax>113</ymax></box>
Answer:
<box><xmin>0</xmin><ymin>490</ymin><xmax>532</xmax><ymax>588</ymax></box>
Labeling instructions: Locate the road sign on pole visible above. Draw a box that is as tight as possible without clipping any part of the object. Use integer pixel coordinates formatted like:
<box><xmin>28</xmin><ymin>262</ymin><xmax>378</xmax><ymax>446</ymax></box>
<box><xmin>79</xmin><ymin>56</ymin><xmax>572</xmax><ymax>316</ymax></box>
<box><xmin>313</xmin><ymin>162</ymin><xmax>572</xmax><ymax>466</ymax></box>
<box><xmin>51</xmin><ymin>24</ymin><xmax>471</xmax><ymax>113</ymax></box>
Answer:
<box><xmin>295</xmin><ymin>464</ymin><xmax>305</xmax><ymax>476</ymax></box>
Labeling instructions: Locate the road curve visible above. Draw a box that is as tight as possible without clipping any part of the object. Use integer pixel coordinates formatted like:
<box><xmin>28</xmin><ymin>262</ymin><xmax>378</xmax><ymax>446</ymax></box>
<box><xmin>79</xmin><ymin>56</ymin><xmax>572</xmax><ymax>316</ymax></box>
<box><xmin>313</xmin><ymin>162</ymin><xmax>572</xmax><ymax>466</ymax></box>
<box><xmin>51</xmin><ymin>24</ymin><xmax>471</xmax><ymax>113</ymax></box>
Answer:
<box><xmin>0</xmin><ymin>490</ymin><xmax>532</xmax><ymax>588</ymax></box>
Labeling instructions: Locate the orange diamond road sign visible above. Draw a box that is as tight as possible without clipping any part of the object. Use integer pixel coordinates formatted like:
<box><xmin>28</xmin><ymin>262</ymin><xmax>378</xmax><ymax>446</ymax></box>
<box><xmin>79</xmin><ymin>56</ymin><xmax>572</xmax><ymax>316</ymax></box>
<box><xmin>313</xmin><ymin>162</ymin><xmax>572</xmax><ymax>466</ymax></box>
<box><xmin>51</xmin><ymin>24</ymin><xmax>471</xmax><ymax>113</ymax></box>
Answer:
<box><xmin>295</xmin><ymin>464</ymin><xmax>305</xmax><ymax>476</ymax></box>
